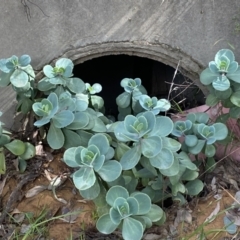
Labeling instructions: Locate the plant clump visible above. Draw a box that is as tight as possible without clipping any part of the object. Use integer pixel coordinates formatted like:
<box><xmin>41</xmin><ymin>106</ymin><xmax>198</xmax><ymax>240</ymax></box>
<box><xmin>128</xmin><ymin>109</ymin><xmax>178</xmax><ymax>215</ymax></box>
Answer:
<box><xmin>0</xmin><ymin>51</ymin><xmax>233</xmax><ymax>240</ymax></box>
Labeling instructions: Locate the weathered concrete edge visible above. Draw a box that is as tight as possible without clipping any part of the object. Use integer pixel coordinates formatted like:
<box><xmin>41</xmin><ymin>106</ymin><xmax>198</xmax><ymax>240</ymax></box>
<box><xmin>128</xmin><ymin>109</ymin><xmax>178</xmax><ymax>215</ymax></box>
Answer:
<box><xmin>36</xmin><ymin>41</ymin><xmax>208</xmax><ymax>95</ymax></box>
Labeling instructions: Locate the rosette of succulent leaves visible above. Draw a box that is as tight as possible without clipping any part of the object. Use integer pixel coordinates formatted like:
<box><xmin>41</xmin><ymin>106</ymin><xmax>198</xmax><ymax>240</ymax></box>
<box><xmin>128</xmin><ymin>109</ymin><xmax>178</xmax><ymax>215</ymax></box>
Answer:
<box><xmin>116</xmin><ymin>78</ymin><xmax>171</xmax><ymax>119</ymax></box>
<box><xmin>63</xmin><ymin>134</ymin><xmax>122</xmax><ymax>199</ymax></box>
<box><xmin>200</xmin><ymin>49</ymin><xmax>240</xmax><ymax>91</ymax></box>
<box><xmin>171</xmin><ymin>112</ymin><xmax>228</xmax><ymax>170</ymax></box>
<box><xmin>96</xmin><ymin>186</ymin><xmax>164</xmax><ymax>240</ymax></box>
<box><xmin>200</xmin><ymin>49</ymin><xmax>240</xmax><ymax>119</ymax></box>
<box><xmin>38</xmin><ymin>58</ymin><xmax>86</xmax><ymax>96</ymax></box>
<box><xmin>0</xmin><ymin>55</ymin><xmax>35</xmax><ymax>113</ymax></box>
<box><xmin>84</xmin><ymin>82</ymin><xmax>105</xmax><ymax>111</ymax></box>
<box><xmin>138</xmin><ymin>94</ymin><xmax>171</xmax><ymax>115</ymax></box>
<box><xmin>0</xmin><ymin>112</ymin><xmax>35</xmax><ymax>174</ymax></box>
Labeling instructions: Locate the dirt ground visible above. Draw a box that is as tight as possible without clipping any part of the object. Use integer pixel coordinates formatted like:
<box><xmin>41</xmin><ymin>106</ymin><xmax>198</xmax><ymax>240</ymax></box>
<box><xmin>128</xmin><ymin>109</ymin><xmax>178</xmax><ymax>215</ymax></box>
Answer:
<box><xmin>1</xmin><ymin>152</ymin><xmax>240</xmax><ymax>240</ymax></box>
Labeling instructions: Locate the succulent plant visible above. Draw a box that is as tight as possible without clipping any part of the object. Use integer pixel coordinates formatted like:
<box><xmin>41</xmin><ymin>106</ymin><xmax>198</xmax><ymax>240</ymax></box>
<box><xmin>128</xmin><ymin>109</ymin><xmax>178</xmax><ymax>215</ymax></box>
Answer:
<box><xmin>114</xmin><ymin>111</ymin><xmax>177</xmax><ymax>170</ymax></box>
<box><xmin>32</xmin><ymin>92</ymin><xmax>78</xmax><ymax>149</ymax></box>
<box><xmin>83</xmin><ymin>83</ymin><xmax>105</xmax><ymax>111</ymax></box>
<box><xmin>32</xmin><ymin>92</ymin><xmax>74</xmax><ymax>128</ymax></box>
<box><xmin>96</xmin><ymin>185</ymin><xmax>163</xmax><ymax>240</ymax></box>
<box><xmin>171</xmin><ymin>112</ymin><xmax>228</xmax><ymax>157</ymax></box>
<box><xmin>0</xmin><ymin>55</ymin><xmax>33</xmax><ymax>87</ymax></box>
<box><xmin>63</xmin><ymin>134</ymin><xmax>122</xmax><ymax>199</ymax></box>
<box><xmin>116</xmin><ymin>78</ymin><xmax>147</xmax><ymax>119</ymax></box>
<box><xmin>171</xmin><ymin>119</ymin><xmax>192</xmax><ymax>137</ymax></box>
<box><xmin>140</xmin><ymin>150</ymin><xmax>204</xmax><ymax>204</ymax></box>
<box><xmin>38</xmin><ymin>58</ymin><xmax>85</xmax><ymax>95</ymax></box>
<box><xmin>0</xmin><ymin>52</ymin><xmax>216</xmax><ymax>240</ymax></box>
<box><xmin>200</xmin><ymin>49</ymin><xmax>240</xmax><ymax>91</ymax></box>
<box><xmin>85</xmin><ymin>83</ymin><xmax>102</xmax><ymax>94</ymax></box>
<box><xmin>0</xmin><ymin>55</ymin><xmax>35</xmax><ymax>114</ymax></box>
<box><xmin>138</xmin><ymin>94</ymin><xmax>171</xmax><ymax>115</ymax></box>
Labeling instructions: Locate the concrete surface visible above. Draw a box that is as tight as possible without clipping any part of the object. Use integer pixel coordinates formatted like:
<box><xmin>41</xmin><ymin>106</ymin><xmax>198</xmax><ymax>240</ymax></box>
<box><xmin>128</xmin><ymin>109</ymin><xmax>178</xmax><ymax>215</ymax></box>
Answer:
<box><xmin>0</xmin><ymin>0</ymin><xmax>240</xmax><ymax>128</ymax></box>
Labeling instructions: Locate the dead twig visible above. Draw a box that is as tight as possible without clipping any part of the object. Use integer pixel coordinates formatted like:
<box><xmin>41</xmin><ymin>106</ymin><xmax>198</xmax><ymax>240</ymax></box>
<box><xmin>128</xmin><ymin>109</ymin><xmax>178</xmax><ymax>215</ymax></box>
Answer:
<box><xmin>167</xmin><ymin>60</ymin><xmax>181</xmax><ymax>101</ymax></box>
